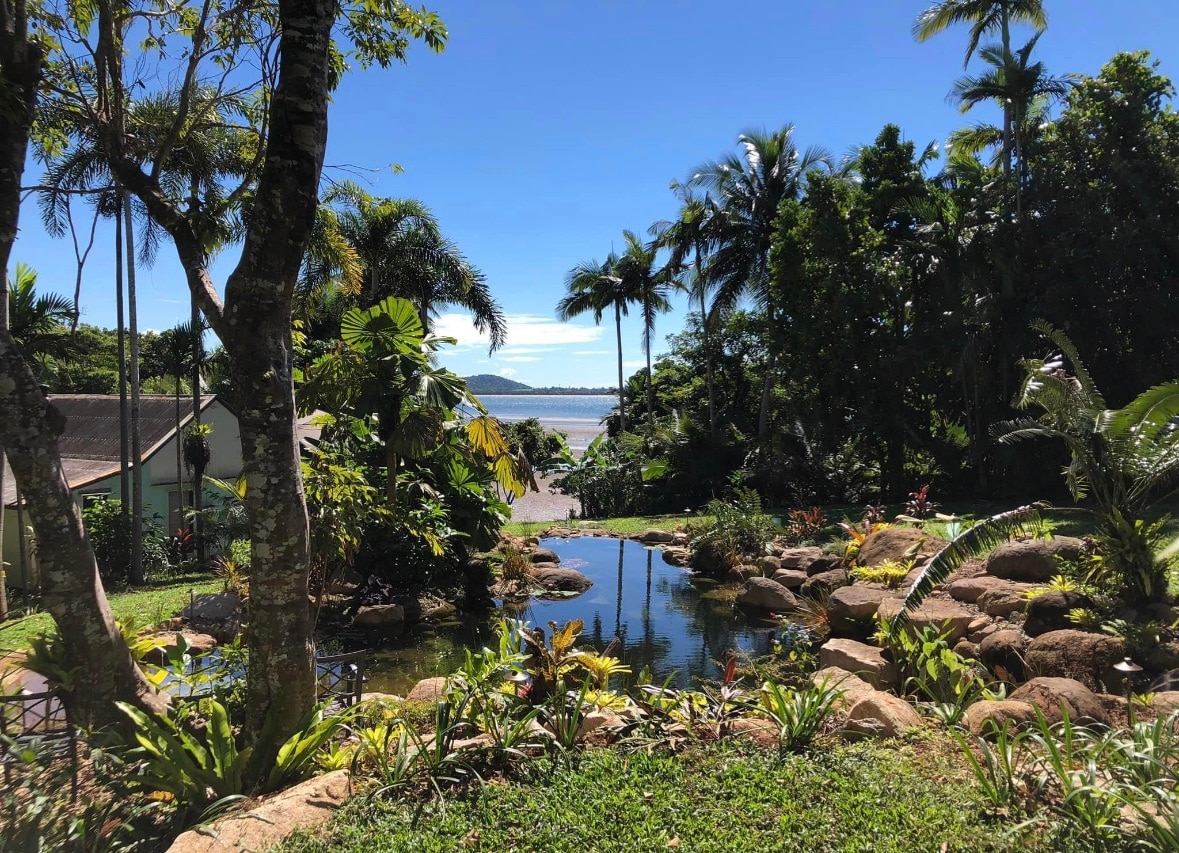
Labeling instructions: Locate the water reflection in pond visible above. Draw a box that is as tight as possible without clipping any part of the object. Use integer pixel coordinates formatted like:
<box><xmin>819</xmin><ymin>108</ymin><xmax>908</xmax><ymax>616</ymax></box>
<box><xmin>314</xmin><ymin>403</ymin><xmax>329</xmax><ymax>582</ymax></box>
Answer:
<box><xmin>358</xmin><ymin>536</ymin><xmax>777</xmax><ymax>696</ymax></box>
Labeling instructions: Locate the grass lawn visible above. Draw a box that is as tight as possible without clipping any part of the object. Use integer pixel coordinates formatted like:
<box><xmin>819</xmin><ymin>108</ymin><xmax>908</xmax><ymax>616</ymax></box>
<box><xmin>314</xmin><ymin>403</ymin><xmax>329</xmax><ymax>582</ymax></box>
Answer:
<box><xmin>0</xmin><ymin>573</ymin><xmax>221</xmax><ymax>652</ymax></box>
<box><xmin>279</xmin><ymin>736</ymin><xmax>1086</xmax><ymax>853</ymax></box>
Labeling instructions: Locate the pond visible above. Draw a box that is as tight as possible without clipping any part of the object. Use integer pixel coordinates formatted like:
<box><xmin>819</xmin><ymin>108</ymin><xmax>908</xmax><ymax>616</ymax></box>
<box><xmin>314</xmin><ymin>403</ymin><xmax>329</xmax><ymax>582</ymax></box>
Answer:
<box><xmin>357</xmin><ymin>536</ymin><xmax>779</xmax><ymax>696</ymax></box>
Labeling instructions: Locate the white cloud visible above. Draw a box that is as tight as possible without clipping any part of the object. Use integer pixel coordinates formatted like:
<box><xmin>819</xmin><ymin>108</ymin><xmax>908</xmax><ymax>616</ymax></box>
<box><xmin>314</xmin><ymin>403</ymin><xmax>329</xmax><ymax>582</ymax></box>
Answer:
<box><xmin>434</xmin><ymin>313</ymin><xmax>605</xmax><ymax>350</ymax></box>
<box><xmin>622</xmin><ymin>360</ymin><xmax>645</xmax><ymax>369</ymax></box>
<box><xmin>497</xmin><ymin>368</ymin><xmax>517</xmax><ymax>377</ymax></box>
<box><xmin>500</xmin><ymin>356</ymin><xmax>542</xmax><ymax>363</ymax></box>
<box><xmin>572</xmin><ymin>350</ymin><xmax>612</xmax><ymax>356</ymax></box>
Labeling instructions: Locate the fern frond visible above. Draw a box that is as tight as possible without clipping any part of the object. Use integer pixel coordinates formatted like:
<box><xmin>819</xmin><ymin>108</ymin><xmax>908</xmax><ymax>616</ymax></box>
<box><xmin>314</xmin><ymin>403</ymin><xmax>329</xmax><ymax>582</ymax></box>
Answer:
<box><xmin>894</xmin><ymin>503</ymin><xmax>1048</xmax><ymax>629</ymax></box>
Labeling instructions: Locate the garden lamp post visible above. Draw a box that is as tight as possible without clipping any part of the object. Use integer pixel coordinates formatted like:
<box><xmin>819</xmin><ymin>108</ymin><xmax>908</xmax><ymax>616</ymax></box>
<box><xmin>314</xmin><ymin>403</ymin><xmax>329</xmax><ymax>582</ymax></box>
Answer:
<box><xmin>1114</xmin><ymin>657</ymin><xmax>1144</xmax><ymax>726</ymax></box>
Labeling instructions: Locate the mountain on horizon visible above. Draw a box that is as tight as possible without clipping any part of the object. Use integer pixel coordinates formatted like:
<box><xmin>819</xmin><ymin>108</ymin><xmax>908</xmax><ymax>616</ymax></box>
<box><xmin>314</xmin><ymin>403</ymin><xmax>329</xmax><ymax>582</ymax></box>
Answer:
<box><xmin>464</xmin><ymin>374</ymin><xmax>533</xmax><ymax>394</ymax></box>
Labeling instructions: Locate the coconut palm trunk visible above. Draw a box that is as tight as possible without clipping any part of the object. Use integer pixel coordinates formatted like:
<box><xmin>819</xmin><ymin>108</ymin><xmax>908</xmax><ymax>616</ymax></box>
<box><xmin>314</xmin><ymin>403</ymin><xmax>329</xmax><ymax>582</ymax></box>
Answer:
<box><xmin>191</xmin><ymin>298</ymin><xmax>204</xmax><ymax>564</ymax></box>
<box><xmin>116</xmin><ymin>206</ymin><xmax>130</xmax><ymax>512</ymax></box>
<box><xmin>614</xmin><ymin>302</ymin><xmax>626</xmax><ymax>433</ymax></box>
<box><xmin>123</xmin><ymin>192</ymin><xmax>144</xmax><ymax>585</ymax></box>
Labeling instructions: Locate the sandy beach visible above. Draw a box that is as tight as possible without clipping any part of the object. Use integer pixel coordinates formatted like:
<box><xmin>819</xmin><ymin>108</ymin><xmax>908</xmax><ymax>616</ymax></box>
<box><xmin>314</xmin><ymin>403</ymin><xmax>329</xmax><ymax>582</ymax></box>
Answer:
<box><xmin>506</xmin><ymin>421</ymin><xmax>602</xmax><ymax>522</ymax></box>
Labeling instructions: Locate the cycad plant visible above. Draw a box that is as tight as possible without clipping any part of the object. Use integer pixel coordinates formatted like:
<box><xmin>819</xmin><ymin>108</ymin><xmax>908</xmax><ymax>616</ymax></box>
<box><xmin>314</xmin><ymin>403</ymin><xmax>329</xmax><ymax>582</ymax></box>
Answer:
<box><xmin>901</xmin><ymin>321</ymin><xmax>1179</xmax><ymax>619</ymax></box>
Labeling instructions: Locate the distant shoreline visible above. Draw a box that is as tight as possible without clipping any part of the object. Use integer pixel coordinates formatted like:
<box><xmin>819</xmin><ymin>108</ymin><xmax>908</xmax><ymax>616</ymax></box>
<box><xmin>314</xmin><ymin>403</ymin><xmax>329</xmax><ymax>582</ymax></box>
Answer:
<box><xmin>480</xmin><ymin>391</ymin><xmax>614</xmax><ymax>396</ymax></box>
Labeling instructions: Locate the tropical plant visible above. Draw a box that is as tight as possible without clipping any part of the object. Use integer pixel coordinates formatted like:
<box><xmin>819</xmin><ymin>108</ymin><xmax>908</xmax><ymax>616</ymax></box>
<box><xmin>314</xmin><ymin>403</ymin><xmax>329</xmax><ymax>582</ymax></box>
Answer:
<box><xmin>757</xmin><ymin>679</ymin><xmax>844</xmax><ymax>755</ymax></box>
<box><xmin>688</xmin><ymin>125</ymin><xmax>831</xmax><ymax>440</ymax></box>
<box><xmin>6</xmin><ymin>262</ymin><xmax>76</xmax><ymax>373</ymax></box>
<box><xmin>688</xmin><ymin>487</ymin><xmax>779</xmax><ymax>574</ymax></box>
<box><xmin>851</xmin><ymin>559</ymin><xmax>915</xmax><ymax>589</ymax></box>
<box><xmin>995</xmin><ymin>322</ymin><xmax>1179</xmax><ymax>602</ymax></box>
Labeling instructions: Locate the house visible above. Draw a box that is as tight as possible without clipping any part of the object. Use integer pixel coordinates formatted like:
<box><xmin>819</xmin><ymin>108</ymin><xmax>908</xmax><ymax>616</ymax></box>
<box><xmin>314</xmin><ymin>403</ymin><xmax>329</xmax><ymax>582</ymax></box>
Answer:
<box><xmin>0</xmin><ymin>394</ymin><xmax>244</xmax><ymax>588</ymax></box>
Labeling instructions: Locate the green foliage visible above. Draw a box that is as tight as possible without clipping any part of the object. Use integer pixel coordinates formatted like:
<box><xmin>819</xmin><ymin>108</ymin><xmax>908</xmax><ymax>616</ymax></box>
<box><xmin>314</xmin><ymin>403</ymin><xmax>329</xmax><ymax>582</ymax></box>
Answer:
<box><xmin>688</xmin><ymin>487</ymin><xmax>779</xmax><ymax>574</ymax></box>
<box><xmin>879</xmin><ymin>620</ymin><xmax>987</xmax><ymax>723</ymax></box>
<box><xmin>82</xmin><ymin>498</ymin><xmax>175</xmax><ymax>585</ymax></box>
<box><xmin>502</xmin><ymin>417</ymin><xmax>566</xmax><ymax>468</ymax></box>
<box><xmin>757</xmin><ymin>679</ymin><xmax>843</xmax><ymax>754</ymax></box>
<box><xmin>850</xmin><ymin>559</ymin><xmax>914</xmax><ymax>589</ymax></box>
<box><xmin>783</xmin><ymin>506</ymin><xmax>826</xmax><ymax>545</ymax></box>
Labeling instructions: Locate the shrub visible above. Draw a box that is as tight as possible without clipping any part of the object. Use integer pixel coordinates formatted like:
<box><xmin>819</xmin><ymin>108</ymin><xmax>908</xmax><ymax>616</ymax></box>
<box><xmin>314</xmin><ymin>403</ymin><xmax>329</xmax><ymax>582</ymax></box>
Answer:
<box><xmin>688</xmin><ymin>487</ymin><xmax>779</xmax><ymax>574</ymax></box>
<box><xmin>82</xmin><ymin>498</ymin><xmax>173</xmax><ymax>584</ymax></box>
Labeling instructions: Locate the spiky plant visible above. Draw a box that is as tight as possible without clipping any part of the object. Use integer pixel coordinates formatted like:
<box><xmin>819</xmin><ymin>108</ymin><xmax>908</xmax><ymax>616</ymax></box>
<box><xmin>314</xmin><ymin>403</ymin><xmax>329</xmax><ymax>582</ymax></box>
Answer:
<box><xmin>994</xmin><ymin>321</ymin><xmax>1179</xmax><ymax>603</ymax></box>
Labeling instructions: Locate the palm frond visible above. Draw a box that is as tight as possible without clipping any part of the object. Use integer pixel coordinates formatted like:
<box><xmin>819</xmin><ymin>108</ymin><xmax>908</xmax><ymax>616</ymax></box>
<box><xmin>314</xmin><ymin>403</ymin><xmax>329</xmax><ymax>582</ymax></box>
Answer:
<box><xmin>895</xmin><ymin>503</ymin><xmax>1047</xmax><ymax>626</ymax></box>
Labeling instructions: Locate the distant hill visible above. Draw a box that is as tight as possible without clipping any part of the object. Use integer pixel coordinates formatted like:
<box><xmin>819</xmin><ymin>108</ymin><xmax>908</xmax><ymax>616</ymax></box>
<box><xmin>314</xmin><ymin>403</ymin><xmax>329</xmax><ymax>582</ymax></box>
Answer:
<box><xmin>464</xmin><ymin>374</ymin><xmax>613</xmax><ymax>395</ymax></box>
<box><xmin>464</xmin><ymin>374</ymin><xmax>532</xmax><ymax>394</ymax></box>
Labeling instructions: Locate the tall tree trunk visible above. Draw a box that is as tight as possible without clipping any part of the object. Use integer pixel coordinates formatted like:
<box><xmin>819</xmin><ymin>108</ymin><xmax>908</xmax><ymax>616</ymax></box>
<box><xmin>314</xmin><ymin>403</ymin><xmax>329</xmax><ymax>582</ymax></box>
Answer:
<box><xmin>0</xmin><ymin>278</ymin><xmax>8</xmax><ymax>622</ymax></box>
<box><xmin>756</xmin><ymin>308</ymin><xmax>776</xmax><ymax>443</ymax></box>
<box><xmin>14</xmin><ymin>482</ymin><xmax>29</xmax><ymax>593</ymax></box>
<box><xmin>116</xmin><ymin>209</ymin><xmax>130</xmax><ymax>511</ymax></box>
<box><xmin>175</xmin><ymin>375</ymin><xmax>184</xmax><ymax>533</ymax></box>
<box><xmin>614</xmin><ymin>302</ymin><xmax>626</xmax><ymax>433</ymax></box>
<box><xmin>0</xmin><ymin>0</ymin><xmax>166</xmax><ymax>729</ymax></box>
<box><xmin>645</xmin><ymin>328</ymin><xmax>655</xmax><ymax>438</ymax></box>
<box><xmin>192</xmin><ymin>297</ymin><xmax>204</xmax><ymax>564</ymax></box>
<box><xmin>123</xmin><ymin>193</ymin><xmax>144</xmax><ymax>584</ymax></box>
<box><xmin>699</xmin><ymin>280</ymin><xmax>717</xmax><ymax>447</ymax></box>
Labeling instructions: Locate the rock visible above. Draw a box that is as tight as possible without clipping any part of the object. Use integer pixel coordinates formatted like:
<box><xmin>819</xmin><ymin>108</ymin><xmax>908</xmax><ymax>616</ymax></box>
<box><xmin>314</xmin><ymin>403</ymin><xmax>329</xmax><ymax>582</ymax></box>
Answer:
<box><xmin>827</xmin><ymin>586</ymin><xmax>897</xmax><ymax>635</ymax></box>
<box><xmin>1008</xmin><ymin>677</ymin><xmax>1110</xmax><ymax>726</ymax></box>
<box><xmin>183</xmin><ymin>592</ymin><xmax>244</xmax><ymax>642</ymax></box>
<box><xmin>1150</xmin><ymin>669</ymin><xmax>1179</xmax><ymax>693</ymax></box>
<box><xmin>423</xmin><ymin>602</ymin><xmax>458</xmax><ymax>621</ymax></box>
<box><xmin>1025</xmin><ymin>629</ymin><xmax>1125</xmax><ymax>691</ymax></box>
<box><xmin>962</xmin><ymin>700</ymin><xmax>1040</xmax><ymax>736</ymax></box>
<box><xmin>779</xmin><ymin>546</ymin><xmax>825</xmax><ymax>569</ymax></box>
<box><xmin>810</xmin><ymin>666</ymin><xmax>875</xmax><ymax>713</ymax></box>
<box><xmin>166</xmin><ymin>769</ymin><xmax>350</xmax><ymax>853</ymax></box>
<box><xmin>857</xmin><ymin>527</ymin><xmax>944</xmax><ymax>568</ymax></box>
<box><xmin>577</xmin><ymin>708</ymin><xmax>624</xmax><ymax>739</ymax></box>
<box><xmin>804</xmin><ymin>555</ymin><xmax>845</xmax><ymax>576</ymax></box>
<box><xmin>954</xmin><ymin>639</ymin><xmax>979</xmax><ymax>660</ymax></box>
<box><xmin>771</xmin><ymin>569</ymin><xmax>809</xmax><ymax>590</ymax></box>
<box><xmin>1148</xmin><ymin>641</ymin><xmax>1179</xmax><ymax>673</ymax></box>
<box><xmin>1150</xmin><ymin>692</ymin><xmax>1179</xmax><ymax>717</ymax></box>
<box><xmin>986</xmin><ymin>537</ymin><xmax>1087</xmax><ymax>583</ymax></box>
<box><xmin>979</xmin><ymin>630</ymin><xmax>1029</xmax><ymax>682</ymax></box>
<box><xmin>976</xmin><ymin>582</ymin><xmax>1035</xmax><ymax>617</ymax></box>
<box><xmin>530</xmin><ymin>566</ymin><xmax>593</xmax><ymax>595</ymax></box>
<box><xmin>640</xmin><ymin>528</ymin><xmax>675</xmax><ymax>545</ymax></box>
<box><xmin>737</xmin><ymin>577</ymin><xmax>800</xmax><ymax>611</ymax></box>
<box><xmin>530</xmin><ymin>548</ymin><xmax>561</xmax><ymax>564</ymax></box>
<box><xmin>1023</xmin><ymin>590</ymin><xmax>1094</xmax><ymax>636</ymax></box>
<box><xmin>800</xmin><ymin>568</ymin><xmax>850</xmax><ymax>597</ymax></box>
<box><xmin>406</xmin><ymin>677</ymin><xmax>449</xmax><ymax>704</ymax></box>
<box><xmin>876</xmin><ymin>597</ymin><xmax>976</xmax><ymax>643</ymax></box>
<box><xmin>758</xmin><ymin>556</ymin><xmax>782</xmax><ymax>574</ymax></box>
<box><xmin>352</xmin><ymin>604</ymin><xmax>405</xmax><ymax>628</ymax></box>
<box><xmin>661</xmin><ymin>547</ymin><xmax>691</xmax><ymax>567</ymax></box>
<box><xmin>842</xmin><ymin>692</ymin><xmax>923</xmax><ymax>739</ymax></box>
<box><xmin>728</xmin><ymin>717</ymin><xmax>778</xmax><ymax>746</ymax></box>
<box><xmin>947</xmin><ymin>575</ymin><xmax>1011</xmax><ymax>604</ymax></box>
<box><xmin>819</xmin><ymin>639</ymin><xmax>898</xmax><ymax>690</ymax></box>
<box><xmin>966</xmin><ymin>616</ymin><xmax>995</xmax><ymax>641</ymax></box>
<box><xmin>142</xmin><ymin>631</ymin><xmax>217</xmax><ymax>666</ymax></box>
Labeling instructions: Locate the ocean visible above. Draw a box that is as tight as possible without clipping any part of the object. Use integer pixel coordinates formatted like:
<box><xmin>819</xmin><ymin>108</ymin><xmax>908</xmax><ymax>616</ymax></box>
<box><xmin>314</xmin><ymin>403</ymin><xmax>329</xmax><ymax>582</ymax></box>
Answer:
<box><xmin>479</xmin><ymin>394</ymin><xmax>614</xmax><ymax>452</ymax></box>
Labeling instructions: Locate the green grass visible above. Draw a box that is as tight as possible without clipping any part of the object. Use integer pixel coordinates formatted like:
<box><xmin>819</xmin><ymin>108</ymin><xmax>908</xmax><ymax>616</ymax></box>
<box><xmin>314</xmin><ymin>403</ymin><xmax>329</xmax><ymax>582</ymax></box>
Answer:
<box><xmin>0</xmin><ymin>573</ymin><xmax>220</xmax><ymax>652</ymax></box>
<box><xmin>279</xmin><ymin>736</ymin><xmax>1086</xmax><ymax>852</ymax></box>
<box><xmin>505</xmin><ymin>513</ymin><xmax>700</xmax><ymax>537</ymax></box>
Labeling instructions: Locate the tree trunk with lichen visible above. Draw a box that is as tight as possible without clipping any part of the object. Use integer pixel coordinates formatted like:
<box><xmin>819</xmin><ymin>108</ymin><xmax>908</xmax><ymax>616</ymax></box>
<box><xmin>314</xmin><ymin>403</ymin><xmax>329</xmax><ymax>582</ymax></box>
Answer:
<box><xmin>0</xmin><ymin>0</ymin><xmax>167</xmax><ymax>727</ymax></box>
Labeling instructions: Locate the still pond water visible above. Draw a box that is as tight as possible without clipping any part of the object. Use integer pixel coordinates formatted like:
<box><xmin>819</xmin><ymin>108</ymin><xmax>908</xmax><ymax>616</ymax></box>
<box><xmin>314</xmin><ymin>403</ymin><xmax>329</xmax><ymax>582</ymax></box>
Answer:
<box><xmin>360</xmin><ymin>536</ymin><xmax>777</xmax><ymax>696</ymax></box>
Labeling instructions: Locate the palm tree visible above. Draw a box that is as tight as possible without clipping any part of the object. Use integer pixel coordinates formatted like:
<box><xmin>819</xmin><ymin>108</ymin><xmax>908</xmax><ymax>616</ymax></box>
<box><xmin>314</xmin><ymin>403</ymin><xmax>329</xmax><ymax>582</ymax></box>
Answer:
<box><xmin>301</xmin><ymin>183</ymin><xmax>507</xmax><ymax>349</ymax></box>
<box><xmin>653</xmin><ymin>188</ymin><xmax>722</xmax><ymax>444</ymax></box>
<box><xmin>556</xmin><ymin>253</ymin><xmax>632</xmax><ymax>433</ymax></box>
<box><xmin>6</xmin><ymin>263</ymin><xmax>76</xmax><ymax>371</ymax></box>
<box><xmin>914</xmin><ymin>0</ymin><xmax>1049</xmax><ymax>178</ymax></box>
<box><xmin>950</xmin><ymin>32</ymin><xmax>1071</xmax><ymax>214</ymax></box>
<box><xmin>613</xmin><ymin>230</ymin><xmax>673</xmax><ymax>437</ymax></box>
<box><xmin>688</xmin><ymin>125</ymin><xmax>831</xmax><ymax>441</ymax></box>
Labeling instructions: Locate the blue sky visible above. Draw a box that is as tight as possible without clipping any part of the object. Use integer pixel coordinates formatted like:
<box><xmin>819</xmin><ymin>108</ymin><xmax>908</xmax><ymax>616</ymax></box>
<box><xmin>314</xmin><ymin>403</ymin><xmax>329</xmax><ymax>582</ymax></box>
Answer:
<box><xmin>13</xmin><ymin>1</ymin><xmax>1179</xmax><ymax>387</ymax></box>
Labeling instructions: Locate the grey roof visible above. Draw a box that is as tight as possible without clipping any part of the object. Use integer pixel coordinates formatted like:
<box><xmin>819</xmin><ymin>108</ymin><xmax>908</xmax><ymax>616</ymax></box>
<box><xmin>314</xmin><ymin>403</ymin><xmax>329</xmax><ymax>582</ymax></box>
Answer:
<box><xmin>1</xmin><ymin>395</ymin><xmax>217</xmax><ymax>506</ymax></box>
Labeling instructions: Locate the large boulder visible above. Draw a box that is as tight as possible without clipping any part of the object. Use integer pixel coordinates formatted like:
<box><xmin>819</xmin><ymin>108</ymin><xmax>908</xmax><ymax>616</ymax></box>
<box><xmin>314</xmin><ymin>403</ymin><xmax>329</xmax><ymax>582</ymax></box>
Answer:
<box><xmin>842</xmin><ymin>692</ymin><xmax>923</xmax><ymax>739</ymax></box>
<box><xmin>810</xmin><ymin>666</ymin><xmax>876</xmax><ymax>713</ymax></box>
<box><xmin>406</xmin><ymin>677</ymin><xmax>449</xmax><ymax>704</ymax></box>
<box><xmin>757</xmin><ymin>556</ymin><xmax>782</xmax><ymax>575</ymax></box>
<box><xmin>183</xmin><ymin>591</ymin><xmax>244</xmax><ymax>642</ymax></box>
<box><xmin>979</xmin><ymin>630</ymin><xmax>1029</xmax><ymax>682</ymax></box>
<box><xmin>530</xmin><ymin>548</ymin><xmax>561</xmax><ymax>564</ymax></box>
<box><xmin>976</xmin><ymin>582</ymin><xmax>1035</xmax><ymax>617</ymax></box>
<box><xmin>352</xmin><ymin>604</ymin><xmax>405</xmax><ymax>628</ymax></box>
<box><xmin>167</xmin><ymin>769</ymin><xmax>350</xmax><ymax>853</ymax></box>
<box><xmin>771</xmin><ymin>569</ymin><xmax>809</xmax><ymax>590</ymax></box>
<box><xmin>639</xmin><ymin>528</ymin><xmax>675</xmax><ymax>545</ymax></box>
<box><xmin>857</xmin><ymin>527</ymin><xmax>944</xmax><ymax>568</ymax></box>
<box><xmin>777</xmin><ymin>546</ymin><xmax>825</xmax><ymax>570</ymax></box>
<box><xmin>661</xmin><ymin>546</ymin><xmax>691</xmax><ymax>568</ymax></box>
<box><xmin>736</xmin><ymin>577</ymin><xmax>799</xmax><ymax>611</ymax></box>
<box><xmin>962</xmin><ymin>700</ymin><xmax>1040</xmax><ymax>736</ymax></box>
<box><xmin>1023</xmin><ymin>590</ymin><xmax>1094</xmax><ymax>636</ymax></box>
<box><xmin>985</xmin><ymin>537</ymin><xmax>1087</xmax><ymax>583</ymax></box>
<box><xmin>947</xmin><ymin>575</ymin><xmax>1013</xmax><ymax>604</ymax></box>
<box><xmin>819</xmin><ymin>639</ymin><xmax>898</xmax><ymax>690</ymax></box>
<box><xmin>800</xmin><ymin>568</ymin><xmax>850</xmax><ymax>597</ymax></box>
<box><xmin>1025</xmin><ymin>629</ymin><xmax>1125</xmax><ymax>691</ymax></box>
<box><xmin>876</xmin><ymin>597</ymin><xmax>976</xmax><ymax>643</ymax></box>
<box><xmin>827</xmin><ymin>586</ymin><xmax>897</xmax><ymax>635</ymax></box>
<box><xmin>1008</xmin><ymin>677</ymin><xmax>1110</xmax><ymax>726</ymax></box>
<box><xmin>142</xmin><ymin>631</ymin><xmax>217</xmax><ymax>666</ymax></box>
<box><xmin>1148</xmin><ymin>642</ymin><xmax>1179</xmax><ymax>673</ymax></box>
<box><xmin>530</xmin><ymin>566</ymin><xmax>593</xmax><ymax>595</ymax></box>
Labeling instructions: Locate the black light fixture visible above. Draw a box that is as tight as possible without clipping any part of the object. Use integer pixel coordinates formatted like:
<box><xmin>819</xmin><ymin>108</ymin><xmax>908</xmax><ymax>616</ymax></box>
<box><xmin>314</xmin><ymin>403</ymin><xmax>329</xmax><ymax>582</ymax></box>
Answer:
<box><xmin>1114</xmin><ymin>657</ymin><xmax>1144</xmax><ymax>725</ymax></box>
